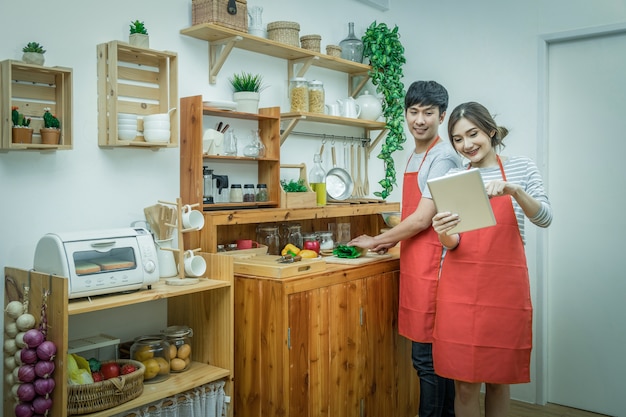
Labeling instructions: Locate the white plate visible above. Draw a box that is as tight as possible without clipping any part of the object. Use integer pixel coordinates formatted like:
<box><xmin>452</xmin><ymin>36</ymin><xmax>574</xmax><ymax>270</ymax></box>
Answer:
<box><xmin>203</xmin><ymin>100</ymin><xmax>237</xmax><ymax>111</ymax></box>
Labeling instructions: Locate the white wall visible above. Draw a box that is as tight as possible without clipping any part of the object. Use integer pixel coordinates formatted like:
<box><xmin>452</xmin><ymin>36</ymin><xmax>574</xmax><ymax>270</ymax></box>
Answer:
<box><xmin>2</xmin><ymin>0</ymin><xmax>626</xmax><ymax>407</ymax></box>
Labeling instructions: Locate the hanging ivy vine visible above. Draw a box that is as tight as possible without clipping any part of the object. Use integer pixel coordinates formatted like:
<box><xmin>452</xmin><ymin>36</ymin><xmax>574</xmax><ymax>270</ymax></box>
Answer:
<box><xmin>362</xmin><ymin>22</ymin><xmax>406</xmax><ymax>199</ymax></box>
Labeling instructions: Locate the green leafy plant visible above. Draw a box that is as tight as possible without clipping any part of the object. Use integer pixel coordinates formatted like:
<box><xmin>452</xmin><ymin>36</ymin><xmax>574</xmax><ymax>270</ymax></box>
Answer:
<box><xmin>362</xmin><ymin>22</ymin><xmax>406</xmax><ymax>199</ymax></box>
<box><xmin>129</xmin><ymin>20</ymin><xmax>148</xmax><ymax>35</ymax></box>
<box><xmin>11</xmin><ymin>106</ymin><xmax>31</xmax><ymax>127</ymax></box>
<box><xmin>22</xmin><ymin>42</ymin><xmax>46</xmax><ymax>54</ymax></box>
<box><xmin>42</xmin><ymin>107</ymin><xmax>60</xmax><ymax>129</ymax></box>
<box><xmin>280</xmin><ymin>179</ymin><xmax>308</xmax><ymax>192</ymax></box>
<box><xmin>229</xmin><ymin>72</ymin><xmax>266</xmax><ymax>93</ymax></box>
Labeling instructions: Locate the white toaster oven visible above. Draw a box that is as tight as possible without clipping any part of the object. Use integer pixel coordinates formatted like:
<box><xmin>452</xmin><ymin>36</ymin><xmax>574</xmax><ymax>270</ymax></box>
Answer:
<box><xmin>33</xmin><ymin>227</ymin><xmax>160</xmax><ymax>299</ymax></box>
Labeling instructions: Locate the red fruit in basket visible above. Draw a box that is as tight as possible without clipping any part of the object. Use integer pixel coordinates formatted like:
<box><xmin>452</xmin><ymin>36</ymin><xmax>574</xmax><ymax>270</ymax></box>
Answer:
<box><xmin>100</xmin><ymin>362</ymin><xmax>120</xmax><ymax>379</ymax></box>
<box><xmin>121</xmin><ymin>363</ymin><xmax>137</xmax><ymax>375</ymax></box>
<box><xmin>91</xmin><ymin>371</ymin><xmax>105</xmax><ymax>382</ymax></box>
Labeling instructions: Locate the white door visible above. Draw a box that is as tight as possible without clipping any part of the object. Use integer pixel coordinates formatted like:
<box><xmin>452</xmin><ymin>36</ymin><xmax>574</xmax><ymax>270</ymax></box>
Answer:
<box><xmin>545</xmin><ymin>27</ymin><xmax>626</xmax><ymax>417</ymax></box>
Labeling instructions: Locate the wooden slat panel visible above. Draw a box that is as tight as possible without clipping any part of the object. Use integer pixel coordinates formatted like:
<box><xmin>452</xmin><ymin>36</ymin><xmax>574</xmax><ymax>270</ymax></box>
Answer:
<box><xmin>289</xmin><ymin>292</ymin><xmax>310</xmax><ymax>416</ymax></box>
<box><xmin>310</xmin><ymin>287</ymin><xmax>330</xmax><ymax>416</ymax></box>
<box><xmin>117</xmin><ymin>83</ymin><xmax>161</xmax><ymax>101</ymax></box>
<box><xmin>11</xmin><ymin>67</ymin><xmax>57</xmax><ymax>84</ymax></box>
<box><xmin>117</xmin><ymin>65</ymin><xmax>161</xmax><ymax>84</ymax></box>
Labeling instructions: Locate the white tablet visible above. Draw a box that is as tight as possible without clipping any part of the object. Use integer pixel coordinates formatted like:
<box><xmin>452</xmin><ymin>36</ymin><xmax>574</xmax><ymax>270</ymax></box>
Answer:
<box><xmin>427</xmin><ymin>168</ymin><xmax>496</xmax><ymax>234</ymax></box>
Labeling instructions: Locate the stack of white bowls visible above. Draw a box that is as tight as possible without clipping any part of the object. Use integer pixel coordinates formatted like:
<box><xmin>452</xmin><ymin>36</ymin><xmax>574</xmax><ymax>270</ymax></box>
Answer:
<box><xmin>118</xmin><ymin>113</ymin><xmax>138</xmax><ymax>141</ymax></box>
<box><xmin>143</xmin><ymin>114</ymin><xmax>171</xmax><ymax>143</ymax></box>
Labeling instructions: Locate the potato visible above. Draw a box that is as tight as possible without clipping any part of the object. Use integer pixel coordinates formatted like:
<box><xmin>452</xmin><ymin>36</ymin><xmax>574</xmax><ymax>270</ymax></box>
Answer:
<box><xmin>170</xmin><ymin>357</ymin><xmax>187</xmax><ymax>372</ymax></box>
<box><xmin>387</xmin><ymin>215</ymin><xmax>401</xmax><ymax>227</ymax></box>
<box><xmin>177</xmin><ymin>343</ymin><xmax>191</xmax><ymax>360</ymax></box>
<box><xmin>169</xmin><ymin>344</ymin><xmax>177</xmax><ymax>360</ymax></box>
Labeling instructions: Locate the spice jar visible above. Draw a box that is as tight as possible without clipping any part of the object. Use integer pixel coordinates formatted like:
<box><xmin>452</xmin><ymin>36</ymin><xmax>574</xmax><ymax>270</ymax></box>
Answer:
<box><xmin>308</xmin><ymin>80</ymin><xmax>325</xmax><ymax>114</ymax></box>
<box><xmin>130</xmin><ymin>335</ymin><xmax>171</xmax><ymax>383</ymax></box>
<box><xmin>289</xmin><ymin>77</ymin><xmax>309</xmax><ymax>112</ymax></box>
<box><xmin>230</xmin><ymin>184</ymin><xmax>243</xmax><ymax>203</ymax></box>
<box><xmin>256</xmin><ymin>183</ymin><xmax>268</xmax><ymax>202</ymax></box>
<box><xmin>161</xmin><ymin>325</ymin><xmax>193</xmax><ymax>372</ymax></box>
<box><xmin>317</xmin><ymin>230</ymin><xmax>334</xmax><ymax>251</ymax></box>
<box><xmin>244</xmin><ymin>184</ymin><xmax>256</xmax><ymax>202</ymax></box>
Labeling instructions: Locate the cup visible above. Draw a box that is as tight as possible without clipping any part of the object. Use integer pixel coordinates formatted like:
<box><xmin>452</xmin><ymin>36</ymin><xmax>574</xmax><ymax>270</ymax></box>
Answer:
<box><xmin>236</xmin><ymin>239</ymin><xmax>260</xmax><ymax>249</ymax></box>
<box><xmin>181</xmin><ymin>205</ymin><xmax>205</xmax><ymax>230</ymax></box>
<box><xmin>325</xmin><ymin>103</ymin><xmax>340</xmax><ymax>116</ymax></box>
<box><xmin>183</xmin><ymin>250</ymin><xmax>206</xmax><ymax>277</ymax></box>
<box><xmin>336</xmin><ymin>222</ymin><xmax>351</xmax><ymax>244</ymax></box>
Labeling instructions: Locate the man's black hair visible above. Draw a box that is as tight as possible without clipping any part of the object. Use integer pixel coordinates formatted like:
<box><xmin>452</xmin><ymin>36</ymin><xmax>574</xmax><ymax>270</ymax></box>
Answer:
<box><xmin>404</xmin><ymin>81</ymin><xmax>449</xmax><ymax>114</ymax></box>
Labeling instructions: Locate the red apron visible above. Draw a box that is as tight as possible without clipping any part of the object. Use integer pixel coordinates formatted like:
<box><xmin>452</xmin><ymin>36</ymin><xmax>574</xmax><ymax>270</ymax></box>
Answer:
<box><xmin>433</xmin><ymin>157</ymin><xmax>532</xmax><ymax>384</ymax></box>
<box><xmin>398</xmin><ymin>139</ymin><xmax>444</xmax><ymax>342</ymax></box>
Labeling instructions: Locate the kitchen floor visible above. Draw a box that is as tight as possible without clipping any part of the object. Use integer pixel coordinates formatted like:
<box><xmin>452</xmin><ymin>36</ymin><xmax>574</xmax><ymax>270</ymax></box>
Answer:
<box><xmin>508</xmin><ymin>398</ymin><xmax>611</xmax><ymax>417</ymax></box>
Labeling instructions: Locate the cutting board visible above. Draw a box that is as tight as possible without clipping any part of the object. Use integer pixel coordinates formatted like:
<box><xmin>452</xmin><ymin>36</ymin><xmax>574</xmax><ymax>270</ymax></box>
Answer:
<box><xmin>324</xmin><ymin>252</ymin><xmax>393</xmax><ymax>265</ymax></box>
<box><xmin>233</xmin><ymin>254</ymin><xmax>326</xmax><ymax>278</ymax></box>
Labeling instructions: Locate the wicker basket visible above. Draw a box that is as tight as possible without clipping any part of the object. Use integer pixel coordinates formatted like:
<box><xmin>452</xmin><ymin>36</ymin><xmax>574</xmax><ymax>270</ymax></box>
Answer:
<box><xmin>300</xmin><ymin>34</ymin><xmax>321</xmax><ymax>52</ymax></box>
<box><xmin>67</xmin><ymin>359</ymin><xmax>145</xmax><ymax>415</ymax></box>
<box><xmin>267</xmin><ymin>21</ymin><xmax>300</xmax><ymax>47</ymax></box>
<box><xmin>192</xmin><ymin>0</ymin><xmax>248</xmax><ymax>33</ymax></box>
<box><xmin>326</xmin><ymin>44</ymin><xmax>342</xmax><ymax>58</ymax></box>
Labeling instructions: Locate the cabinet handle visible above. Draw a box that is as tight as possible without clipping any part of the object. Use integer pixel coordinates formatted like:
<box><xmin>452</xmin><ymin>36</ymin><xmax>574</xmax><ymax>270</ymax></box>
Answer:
<box><xmin>360</xmin><ymin>307</ymin><xmax>363</xmax><ymax>326</ymax></box>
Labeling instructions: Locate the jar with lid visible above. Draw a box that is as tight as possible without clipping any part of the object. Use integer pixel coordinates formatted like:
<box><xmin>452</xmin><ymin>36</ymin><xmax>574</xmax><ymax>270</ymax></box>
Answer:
<box><xmin>130</xmin><ymin>335</ymin><xmax>171</xmax><ymax>383</ymax></box>
<box><xmin>287</xmin><ymin>223</ymin><xmax>303</xmax><ymax>249</ymax></box>
<box><xmin>243</xmin><ymin>184</ymin><xmax>256</xmax><ymax>202</ymax></box>
<box><xmin>230</xmin><ymin>184</ymin><xmax>243</xmax><ymax>203</ymax></box>
<box><xmin>317</xmin><ymin>230</ymin><xmax>334</xmax><ymax>252</ymax></box>
<box><xmin>308</xmin><ymin>80</ymin><xmax>325</xmax><ymax>114</ymax></box>
<box><xmin>302</xmin><ymin>232</ymin><xmax>320</xmax><ymax>254</ymax></box>
<box><xmin>257</xmin><ymin>225</ymin><xmax>280</xmax><ymax>255</ymax></box>
<box><xmin>256</xmin><ymin>183</ymin><xmax>268</xmax><ymax>201</ymax></box>
<box><xmin>289</xmin><ymin>77</ymin><xmax>309</xmax><ymax>112</ymax></box>
<box><xmin>161</xmin><ymin>325</ymin><xmax>193</xmax><ymax>372</ymax></box>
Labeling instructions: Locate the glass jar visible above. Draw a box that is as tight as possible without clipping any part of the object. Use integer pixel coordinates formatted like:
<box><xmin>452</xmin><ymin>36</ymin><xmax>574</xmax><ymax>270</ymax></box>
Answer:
<box><xmin>289</xmin><ymin>77</ymin><xmax>309</xmax><ymax>112</ymax></box>
<box><xmin>317</xmin><ymin>231</ymin><xmax>334</xmax><ymax>251</ymax></box>
<box><xmin>308</xmin><ymin>80</ymin><xmax>325</xmax><ymax>114</ymax></box>
<box><xmin>243</xmin><ymin>184</ymin><xmax>256</xmax><ymax>202</ymax></box>
<box><xmin>230</xmin><ymin>184</ymin><xmax>243</xmax><ymax>203</ymax></box>
<box><xmin>339</xmin><ymin>22</ymin><xmax>364</xmax><ymax>63</ymax></box>
<box><xmin>287</xmin><ymin>224</ymin><xmax>303</xmax><ymax>249</ymax></box>
<box><xmin>256</xmin><ymin>183</ymin><xmax>268</xmax><ymax>202</ymax></box>
<box><xmin>130</xmin><ymin>335</ymin><xmax>171</xmax><ymax>384</ymax></box>
<box><xmin>161</xmin><ymin>325</ymin><xmax>193</xmax><ymax>372</ymax></box>
<box><xmin>217</xmin><ymin>244</ymin><xmax>226</xmax><ymax>253</ymax></box>
<box><xmin>257</xmin><ymin>225</ymin><xmax>280</xmax><ymax>255</ymax></box>
<box><xmin>302</xmin><ymin>232</ymin><xmax>320</xmax><ymax>253</ymax></box>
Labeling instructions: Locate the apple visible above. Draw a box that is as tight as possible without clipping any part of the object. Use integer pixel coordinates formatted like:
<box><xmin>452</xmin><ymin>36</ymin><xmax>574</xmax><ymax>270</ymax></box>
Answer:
<box><xmin>100</xmin><ymin>362</ymin><xmax>120</xmax><ymax>379</ymax></box>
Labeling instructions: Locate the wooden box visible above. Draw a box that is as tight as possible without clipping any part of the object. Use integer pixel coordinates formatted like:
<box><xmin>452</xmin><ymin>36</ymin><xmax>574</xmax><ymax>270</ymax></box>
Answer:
<box><xmin>280</xmin><ymin>163</ymin><xmax>317</xmax><ymax>209</ymax></box>
<box><xmin>192</xmin><ymin>0</ymin><xmax>248</xmax><ymax>33</ymax></box>
<box><xmin>233</xmin><ymin>254</ymin><xmax>325</xmax><ymax>278</ymax></box>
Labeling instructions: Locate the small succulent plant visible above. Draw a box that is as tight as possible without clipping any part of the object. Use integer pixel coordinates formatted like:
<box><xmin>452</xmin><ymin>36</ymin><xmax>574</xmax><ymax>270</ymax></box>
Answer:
<box><xmin>11</xmin><ymin>106</ymin><xmax>31</xmax><ymax>127</ymax></box>
<box><xmin>22</xmin><ymin>42</ymin><xmax>46</xmax><ymax>54</ymax></box>
<box><xmin>42</xmin><ymin>107</ymin><xmax>60</xmax><ymax>129</ymax></box>
<box><xmin>129</xmin><ymin>20</ymin><xmax>148</xmax><ymax>35</ymax></box>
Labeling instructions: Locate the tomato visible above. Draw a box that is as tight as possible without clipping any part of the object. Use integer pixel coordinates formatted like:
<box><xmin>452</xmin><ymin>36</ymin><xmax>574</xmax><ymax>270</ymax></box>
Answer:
<box><xmin>100</xmin><ymin>362</ymin><xmax>120</xmax><ymax>379</ymax></box>
<box><xmin>303</xmin><ymin>240</ymin><xmax>320</xmax><ymax>254</ymax></box>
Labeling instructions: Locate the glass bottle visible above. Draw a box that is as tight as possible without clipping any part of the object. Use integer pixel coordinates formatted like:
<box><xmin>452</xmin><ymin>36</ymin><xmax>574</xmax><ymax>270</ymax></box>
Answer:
<box><xmin>308</xmin><ymin>80</ymin><xmax>325</xmax><ymax>114</ymax></box>
<box><xmin>309</xmin><ymin>154</ymin><xmax>327</xmax><ymax>206</ymax></box>
<box><xmin>223</xmin><ymin>129</ymin><xmax>238</xmax><ymax>156</ymax></box>
<box><xmin>289</xmin><ymin>77</ymin><xmax>309</xmax><ymax>112</ymax></box>
<box><xmin>339</xmin><ymin>22</ymin><xmax>364</xmax><ymax>63</ymax></box>
<box><xmin>244</xmin><ymin>129</ymin><xmax>265</xmax><ymax>158</ymax></box>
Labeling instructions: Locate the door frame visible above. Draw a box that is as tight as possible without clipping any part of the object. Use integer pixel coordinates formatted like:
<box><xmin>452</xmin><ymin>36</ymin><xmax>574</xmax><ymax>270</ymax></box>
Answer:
<box><xmin>536</xmin><ymin>21</ymin><xmax>626</xmax><ymax>406</ymax></box>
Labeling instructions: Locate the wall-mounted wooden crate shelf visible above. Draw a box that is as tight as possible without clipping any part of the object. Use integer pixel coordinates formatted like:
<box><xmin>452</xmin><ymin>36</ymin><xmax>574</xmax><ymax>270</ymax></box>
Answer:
<box><xmin>97</xmin><ymin>41</ymin><xmax>179</xmax><ymax>148</ymax></box>
<box><xmin>0</xmin><ymin>60</ymin><xmax>73</xmax><ymax>151</ymax></box>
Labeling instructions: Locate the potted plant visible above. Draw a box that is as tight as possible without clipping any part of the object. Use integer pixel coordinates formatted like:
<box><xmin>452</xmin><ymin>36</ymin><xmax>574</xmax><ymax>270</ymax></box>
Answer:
<box><xmin>40</xmin><ymin>107</ymin><xmax>61</xmax><ymax>145</ymax></box>
<box><xmin>229</xmin><ymin>72</ymin><xmax>266</xmax><ymax>113</ymax></box>
<box><xmin>22</xmin><ymin>42</ymin><xmax>46</xmax><ymax>66</ymax></box>
<box><xmin>11</xmin><ymin>106</ymin><xmax>33</xmax><ymax>144</ymax></box>
<box><xmin>129</xmin><ymin>20</ymin><xmax>149</xmax><ymax>48</ymax></box>
<box><xmin>362</xmin><ymin>22</ymin><xmax>406</xmax><ymax>199</ymax></box>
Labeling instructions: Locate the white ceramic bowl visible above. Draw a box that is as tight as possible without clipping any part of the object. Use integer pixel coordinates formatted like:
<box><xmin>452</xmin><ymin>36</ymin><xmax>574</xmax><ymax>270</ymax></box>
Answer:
<box><xmin>118</xmin><ymin>129</ymin><xmax>138</xmax><ymax>140</ymax></box>
<box><xmin>143</xmin><ymin>120</ymin><xmax>170</xmax><ymax>130</ymax></box>
<box><xmin>144</xmin><ymin>128</ymin><xmax>171</xmax><ymax>142</ymax></box>
<box><xmin>118</xmin><ymin>113</ymin><xmax>138</xmax><ymax>120</ymax></box>
<box><xmin>143</xmin><ymin>113</ymin><xmax>170</xmax><ymax>123</ymax></box>
<box><xmin>118</xmin><ymin>120</ymin><xmax>137</xmax><ymax>127</ymax></box>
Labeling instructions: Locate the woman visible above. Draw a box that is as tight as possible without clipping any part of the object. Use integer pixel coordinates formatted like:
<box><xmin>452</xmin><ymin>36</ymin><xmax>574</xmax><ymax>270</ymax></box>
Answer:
<box><xmin>430</xmin><ymin>102</ymin><xmax>552</xmax><ymax>417</ymax></box>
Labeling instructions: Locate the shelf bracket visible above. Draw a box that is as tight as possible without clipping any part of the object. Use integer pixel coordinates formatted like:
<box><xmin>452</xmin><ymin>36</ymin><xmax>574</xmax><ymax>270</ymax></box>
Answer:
<box><xmin>349</xmin><ymin>72</ymin><xmax>371</xmax><ymax>97</ymax></box>
<box><xmin>279</xmin><ymin>117</ymin><xmax>304</xmax><ymax>145</ymax></box>
<box><xmin>208</xmin><ymin>36</ymin><xmax>243</xmax><ymax>84</ymax></box>
<box><xmin>288</xmin><ymin>56</ymin><xmax>320</xmax><ymax>81</ymax></box>
<box><xmin>365</xmin><ymin>128</ymin><xmax>388</xmax><ymax>158</ymax></box>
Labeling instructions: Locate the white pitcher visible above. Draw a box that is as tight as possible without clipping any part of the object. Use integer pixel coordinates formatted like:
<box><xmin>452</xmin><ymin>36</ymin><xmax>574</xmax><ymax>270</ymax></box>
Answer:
<box><xmin>337</xmin><ymin>97</ymin><xmax>361</xmax><ymax>118</ymax></box>
<box><xmin>155</xmin><ymin>238</ymin><xmax>178</xmax><ymax>278</ymax></box>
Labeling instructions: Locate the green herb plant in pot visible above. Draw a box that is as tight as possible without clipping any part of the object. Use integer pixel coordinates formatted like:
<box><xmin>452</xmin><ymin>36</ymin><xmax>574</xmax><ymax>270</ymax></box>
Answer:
<box><xmin>229</xmin><ymin>72</ymin><xmax>266</xmax><ymax>114</ymax></box>
<box><xmin>11</xmin><ymin>106</ymin><xmax>33</xmax><ymax>144</ymax></box>
<box><xmin>362</xmin><ymin>22</ymin><xmax>406</xmax><ymax>199</ymax></box>
<box><xmin>129</xmin><ymin>20</ymin><xmax>149</xmax><ymax>48</ymax></box>
<box><xmin>22</xmin><ymin>42</ymin><xmax>46</xmax><ymax>66</ymax></box>
<box><xmin>40</xmin><ymin>107</ymin><xmax>61</xmax><ymax>145</ymax></box>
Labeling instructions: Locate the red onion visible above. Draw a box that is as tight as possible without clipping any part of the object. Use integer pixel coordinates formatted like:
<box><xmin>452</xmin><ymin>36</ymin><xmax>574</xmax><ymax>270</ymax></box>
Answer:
<box><xmin>32</xmin><ymin>396</ymin><xmax>53</xmax><ymax>415</ymax></box>
<box><xmin>23</xmin><ymin>329</ymin><xmax>45</xmax><ymax>349</ymax></box>
<box><xmin>34</xmin><ymin>378</ymin><xmax>55</xmax><ymax>397</ymax></box>
<box><xmin>14</xmin><ymin>402</ymin><xmax>34</xmax><ymax>417</ymax></box>
<box><xmin>17</xmin><ymin>382</ymin><xmax>36</xmax><ymax>402</ymax></box>
<box><xmin>34</xmin><ymin>360</ymin><xmax>55</xmax><ymax>379</ymax></box>
<box><xmin>20</xmin><ymin>348</ymin><xmax>38</xmax><ymax>365</ymax></box>
<box><xmin>18</xmin><ymin>364</ymin><xmax>36</xmax><ymax>383</ymax></box>
<box><xmin>36</xmin><ymin>341</ymin><xmax>57</xmax><ymax>361</ymax></box>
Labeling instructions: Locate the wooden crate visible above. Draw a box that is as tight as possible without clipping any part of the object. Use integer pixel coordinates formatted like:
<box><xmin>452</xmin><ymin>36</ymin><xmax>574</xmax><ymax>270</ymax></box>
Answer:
<box><xmin>0</xmin><ymin>60</ymin><xmax>73</xmax><ymax>150</ymax></box>
<box><xmin>280</xmin><ymin>163</ymin><xmax>317</xmax><ymax>209</ymax></box>
<box><xmin>97</xmin><ymin>41</ymin><xmax>178</xmax><ymax>148</ymax></box>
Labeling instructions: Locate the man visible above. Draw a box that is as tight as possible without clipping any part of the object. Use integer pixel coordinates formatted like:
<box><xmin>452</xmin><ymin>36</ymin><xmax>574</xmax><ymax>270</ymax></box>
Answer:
<box><xmin>349</xmin><ymin>81</ymin><xmax>460</xmax><ymax>417</ymax></box>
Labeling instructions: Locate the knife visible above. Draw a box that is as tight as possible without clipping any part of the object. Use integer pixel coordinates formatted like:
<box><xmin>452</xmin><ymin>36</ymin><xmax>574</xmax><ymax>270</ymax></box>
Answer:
<box><xmin>221</xmin><ymin>124</ymin><xmax>230</xmax><ymax>133</ymax></box>
<box><xmin>276</xmin><ymin>255</ymin><xmax>302</xmax><ymax>263</ymax></box>
<box><xmin>216</xmin><ymin>121</ymin><xmax>223</xmax><ymax>131</ymax></box>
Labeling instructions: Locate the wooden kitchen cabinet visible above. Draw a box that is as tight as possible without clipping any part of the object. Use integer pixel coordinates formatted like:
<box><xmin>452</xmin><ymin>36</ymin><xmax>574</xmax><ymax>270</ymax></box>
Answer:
<box><xmin>3</xmin><ymin>253</ymin><xmax>234</xmax><ymax>417</ymax></box>
<box><xmin>234</xmin><ymin>260</ymin><xmax>419</xmax><ymax>416</ymax></box>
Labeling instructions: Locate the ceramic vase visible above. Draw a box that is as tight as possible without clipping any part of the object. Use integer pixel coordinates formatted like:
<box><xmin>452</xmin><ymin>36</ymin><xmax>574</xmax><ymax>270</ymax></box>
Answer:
<box><xmin>40</xmin><ymin>128</ymin><xmax>61</xmax><ymax>145</ymax></box>
<box><xmin>129</xmin><ymin>33</ymin><xmax>149</xmax><ymax>48</ymax></box>
<box><xmin>233</xmin><ymin>91</ymin><xmax>260</xmax><ymax>113</ymax></box>
<box><xmin>22</xmin><ymin>52</ymin><xmax>45</xmax><ymax>66</ymax></box>
<box><xmin>12</xmin><ymin>127</ymin><xmax>34</xmax><ymax>144</ymax></box>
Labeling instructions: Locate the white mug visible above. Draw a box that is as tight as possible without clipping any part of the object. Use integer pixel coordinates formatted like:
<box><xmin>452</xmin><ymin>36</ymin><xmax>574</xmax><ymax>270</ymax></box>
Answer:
<box><xmin>181</xmin><ymin>205</ymin><xmax>205</xmax><ymax>230</ymax></box>
<box><xmin>325</xmin><ymin>103</ymin><xmax>341</xmax><ymax>116</ymax></box>
<box><xmin>183</xmin><ymin>250</ymin><xmax>206</xmax><ymax>277</ymax></box>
